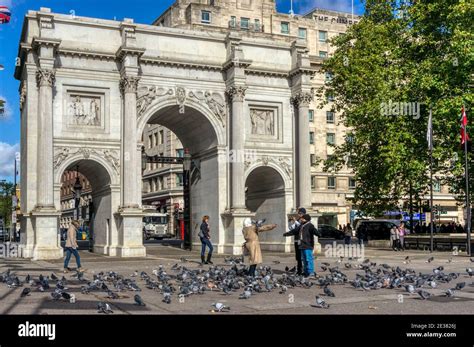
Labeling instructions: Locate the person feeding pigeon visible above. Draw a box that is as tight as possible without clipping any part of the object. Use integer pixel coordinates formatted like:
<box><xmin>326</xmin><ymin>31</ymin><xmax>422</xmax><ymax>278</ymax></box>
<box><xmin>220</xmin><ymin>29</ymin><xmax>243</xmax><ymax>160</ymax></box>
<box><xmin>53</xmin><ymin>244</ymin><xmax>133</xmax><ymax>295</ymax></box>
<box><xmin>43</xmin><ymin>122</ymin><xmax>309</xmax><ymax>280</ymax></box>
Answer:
<box><xmin>198</xmin><ymin>215</ymin><xmax>213</xmax><ymax>264</ymax></box>
<box><xmin>63</xmin><ymin>220</ymin><xmax>85</xmax><ymax>273</ymax></box>
<box><xmin>242</xmin><ymin>218</ymin><xmax>277</xmax><ymax>277</ymax></box>
<box><xmin>283</xmin><ymin>207</ymin><xmax>306</xmax><ymax>275</ymax></box>
<box><xmin>298</xmin><ymin>214</ymin><xmax>318</xmax><ymax>277</ymax></box>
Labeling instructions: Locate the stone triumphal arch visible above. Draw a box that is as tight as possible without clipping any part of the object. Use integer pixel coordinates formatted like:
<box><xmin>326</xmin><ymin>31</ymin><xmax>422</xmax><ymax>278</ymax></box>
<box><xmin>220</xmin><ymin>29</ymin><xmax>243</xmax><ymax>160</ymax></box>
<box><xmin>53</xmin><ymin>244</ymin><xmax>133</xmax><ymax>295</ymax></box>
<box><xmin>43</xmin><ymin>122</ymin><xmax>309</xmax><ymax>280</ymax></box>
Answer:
<box><xmin>15</xmin><ymin>8</ymin><xmax>315</xmax><ymax>259</ymax></box>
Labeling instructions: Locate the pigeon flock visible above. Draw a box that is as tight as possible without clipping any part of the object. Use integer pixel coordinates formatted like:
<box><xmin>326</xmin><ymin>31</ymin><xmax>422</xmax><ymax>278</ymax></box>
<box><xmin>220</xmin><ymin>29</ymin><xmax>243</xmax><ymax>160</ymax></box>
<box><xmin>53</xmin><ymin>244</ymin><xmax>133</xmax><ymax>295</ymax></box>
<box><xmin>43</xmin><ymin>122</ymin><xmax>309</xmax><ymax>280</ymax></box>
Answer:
<box><xmin>0</xmin><ymin>255</ymin><xmax>473</xmax><ymax>313</ymax></box>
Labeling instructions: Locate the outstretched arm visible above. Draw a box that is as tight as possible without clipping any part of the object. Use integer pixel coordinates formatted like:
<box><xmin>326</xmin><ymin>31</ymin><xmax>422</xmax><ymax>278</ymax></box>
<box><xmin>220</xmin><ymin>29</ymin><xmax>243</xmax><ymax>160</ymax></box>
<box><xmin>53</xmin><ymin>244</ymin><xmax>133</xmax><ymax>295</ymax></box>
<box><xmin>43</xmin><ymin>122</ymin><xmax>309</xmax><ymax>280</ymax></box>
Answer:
<box><xmin>258</xmin><ymin>224</ymin><xmax>278</xmax><ymax>232</ymax></box>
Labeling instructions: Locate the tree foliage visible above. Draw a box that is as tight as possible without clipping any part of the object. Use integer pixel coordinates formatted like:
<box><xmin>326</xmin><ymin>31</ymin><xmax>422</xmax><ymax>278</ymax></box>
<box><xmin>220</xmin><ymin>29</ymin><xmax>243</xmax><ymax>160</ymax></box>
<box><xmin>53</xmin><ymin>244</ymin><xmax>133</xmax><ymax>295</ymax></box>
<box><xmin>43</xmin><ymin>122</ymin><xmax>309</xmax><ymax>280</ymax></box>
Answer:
<box><xmin>318</xmin><ymin>0</ymin><xmax>474</xmax><ymax>215</ymax></box>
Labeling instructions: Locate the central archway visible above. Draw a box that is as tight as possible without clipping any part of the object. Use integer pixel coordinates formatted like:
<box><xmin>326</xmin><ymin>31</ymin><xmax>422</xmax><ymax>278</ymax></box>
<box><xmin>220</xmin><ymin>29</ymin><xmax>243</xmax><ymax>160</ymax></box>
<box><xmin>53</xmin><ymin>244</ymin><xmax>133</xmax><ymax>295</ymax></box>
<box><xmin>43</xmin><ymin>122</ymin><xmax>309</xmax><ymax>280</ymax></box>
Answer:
<box><xmin>139</xmin><ymin>99</ymin><xmax>227</xmax><ymax>250</ymax></box>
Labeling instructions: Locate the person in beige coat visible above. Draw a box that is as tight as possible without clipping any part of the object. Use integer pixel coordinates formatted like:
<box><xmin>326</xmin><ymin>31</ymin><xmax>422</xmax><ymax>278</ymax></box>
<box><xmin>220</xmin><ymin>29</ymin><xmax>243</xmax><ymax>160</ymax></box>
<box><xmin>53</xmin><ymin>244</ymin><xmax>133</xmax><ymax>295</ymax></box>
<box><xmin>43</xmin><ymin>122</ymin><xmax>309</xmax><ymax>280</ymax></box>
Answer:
<box><xmin>242</xmin><ymin>218</ymin><xmax>277</xmax><ymax>277</ymax></box>
<box><xmin>64</xmin><ymin>220</ymin><xmax>84</xmax><ymax>273</ymax></box>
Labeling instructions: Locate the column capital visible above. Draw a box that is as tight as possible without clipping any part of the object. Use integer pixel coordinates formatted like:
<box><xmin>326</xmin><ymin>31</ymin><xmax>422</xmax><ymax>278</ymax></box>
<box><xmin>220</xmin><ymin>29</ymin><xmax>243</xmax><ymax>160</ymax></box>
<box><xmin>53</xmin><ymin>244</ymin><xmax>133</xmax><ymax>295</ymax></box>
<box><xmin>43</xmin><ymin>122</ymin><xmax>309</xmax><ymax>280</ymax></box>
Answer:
<box><xmin>36</xmin><ymin>68</ymin><xmax>56</xmax><ymax>88</ymax></box>
<box><xmin>291</xmin><ymin>90</ymin><xmax>314</xmax><ymax>107</ymax></box>
<box><xmin>120</xmin><ymin>75</ymin><xmax>140</xmax><ymax>95</ymax></box>
<box><xmin>226</xmin><ymin>85</ymin><xmax>247</xmax><ymax>102</ymax></box>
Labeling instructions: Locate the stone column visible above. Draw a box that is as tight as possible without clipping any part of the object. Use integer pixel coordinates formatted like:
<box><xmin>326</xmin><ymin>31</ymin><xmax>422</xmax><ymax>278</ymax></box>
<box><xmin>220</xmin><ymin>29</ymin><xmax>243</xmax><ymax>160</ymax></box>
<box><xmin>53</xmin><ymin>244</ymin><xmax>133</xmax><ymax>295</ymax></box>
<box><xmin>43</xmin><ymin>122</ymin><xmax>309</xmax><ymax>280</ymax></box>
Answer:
<box><xmin>226</xmin><ymin>85</ymin><xmax>247</xmax><ymax>211</ymax></box>
<box><xmin>292</xmin><ymin>91</ymin><xmax>313</xmax><ymax>209</ymax></box>
<box><xmin>120</xmin><ymin>75</ymin><xmax>141</xmax><ymax>208</ymax></box>
<box><xmin>36</xmin><ymin>68</ymin><xmax>56</xmax><ymax>209</ymax></box>
<box><xmin>114</xmin><ymin>75</ymin><xmax>146</xmax><ymax>258</ymax></box>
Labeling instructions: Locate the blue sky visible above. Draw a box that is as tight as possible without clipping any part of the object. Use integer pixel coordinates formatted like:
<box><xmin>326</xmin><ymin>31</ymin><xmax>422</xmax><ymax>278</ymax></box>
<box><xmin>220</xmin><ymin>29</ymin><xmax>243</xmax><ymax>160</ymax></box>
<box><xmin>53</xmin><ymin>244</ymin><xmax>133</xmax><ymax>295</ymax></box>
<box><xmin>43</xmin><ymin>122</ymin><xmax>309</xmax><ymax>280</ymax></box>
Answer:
<box><xmin>0</xmin><ymin>0</ymin><xmax>363</xmax><ymax>181</ymax></box>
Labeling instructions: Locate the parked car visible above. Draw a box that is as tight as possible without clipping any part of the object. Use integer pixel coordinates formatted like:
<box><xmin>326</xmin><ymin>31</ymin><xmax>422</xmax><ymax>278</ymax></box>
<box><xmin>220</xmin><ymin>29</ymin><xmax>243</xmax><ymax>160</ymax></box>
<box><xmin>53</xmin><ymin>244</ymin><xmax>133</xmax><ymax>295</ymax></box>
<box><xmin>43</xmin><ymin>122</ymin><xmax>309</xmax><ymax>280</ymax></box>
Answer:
<box><xmin>0</xmin><ymin>228</ymin><xmax>9</xmax><ymax>241</ymax></box>
<box><xmin>355</xmin><ymin>219</ymin><xmax>401</xmax><ymax>240</ymax></box>
<box><xmin>318</xmin><ymin>224</ymin><xmax>344</xmax><ymax>239</ymax></box>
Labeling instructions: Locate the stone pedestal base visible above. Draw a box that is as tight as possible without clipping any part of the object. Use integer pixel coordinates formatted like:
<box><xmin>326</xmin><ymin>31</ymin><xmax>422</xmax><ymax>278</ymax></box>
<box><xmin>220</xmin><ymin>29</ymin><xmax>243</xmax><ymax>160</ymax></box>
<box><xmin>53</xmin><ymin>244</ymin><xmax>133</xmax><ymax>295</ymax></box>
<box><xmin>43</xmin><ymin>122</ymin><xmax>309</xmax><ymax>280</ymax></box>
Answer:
<box><xmin>221</xmin><ymin>209</ymin><xmax>256</xmax><ymax>255</ymax></box>
<box><xmin>115</xmin><ymin>208</ymin><xmax>146</xmax><ymax>258</ymax></box>
<box><xmin>30</xmin><ymin>209</ymin><xmax>63</xmax><ymax>260</ymax></box>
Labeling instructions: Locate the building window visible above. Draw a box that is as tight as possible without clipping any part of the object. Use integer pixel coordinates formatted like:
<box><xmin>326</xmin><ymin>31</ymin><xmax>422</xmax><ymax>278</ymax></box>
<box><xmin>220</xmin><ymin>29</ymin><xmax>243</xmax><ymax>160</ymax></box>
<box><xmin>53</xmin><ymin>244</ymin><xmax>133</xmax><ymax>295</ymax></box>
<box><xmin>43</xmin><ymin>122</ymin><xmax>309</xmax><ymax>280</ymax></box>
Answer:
<box><xmin>325</xmin><ymin>71</ymin><xmax>333</xmax><ymax>81</ymax></box>
<box><xmin>230</xmin><ymin>16</ymin><xmax>237</xmax><ymax>27</ymax></box>
<box><xmin>298</xmin><ymin>27</ymin><xmax>307</xmax><ymax>39</ymax></box>
<box><xmin>319</xmin><ymin>50</ymin><xmax>328</xmax><ymax>58</ymax></box>
<box><xmin>176</xmin><ymin>173</ymin><xmax>184</xmax><ymax>187</ymax></box>
<box><xmin>254</xmin><ymin>19</ymin><xmax>261</xmax><ymax>31</ymax></box>
<box><xmin>327</xmin><ymin>133</ymin><xmax>335</xmax><ymax>145</ymax></box>
<box><xmin>311</xmin><ymin>176</ymin><xmax>317</xmax><ymax>189</ymax></box>
<box><xmin>327</xmin><ymin>94</ymin><xmax>334</xmax><ymax>102</ymax></box>
<box><xmin>176</xmin><ymin>148</ymin><xmax>184</xmax><ymax>157</ymax></box>
<box><xmin>319</xmin><ymin>30</ymin><xmax>328</xmax><ymax>42</ymax></box>
<box><xmin>310</xmin><ymin>154</ymin><xmax>315</xmax><ymax>165</ymax></box>
<box><xmin>434</xmin><ymin>180</ymin><xmax>441</xmax><ymax>192</ymax></box>
<box><xmin>159</xmin><ymin>130</ymin><xmax>164</xmax><ymax>144</ymax></box>
<box><xmin>281</xmin><ymin>22</ymin><xmax>289</xmax><ymax>34</ymax></box>
<box><xmin>241</xmin><ymin>17</ymin><xmax>250</xmax><ymax>29</ymax></box>
<box><xmin>309</xmin><ymin>132</ymin><xmax>315</xmax><ymax>144</ymax></box>
<box><xmin>328</xmin><ymin>176</ymin><xmax>336</xmax><ymax>189</ymax></box>
<box><xmin>308</xmin><ymin>109</ymin><xmax>314</xmax><ymax>122</ymax></box>
<box><xmin>326</xmin><ymin>111</ymin><xmax>335</xmax><ymax>123</ymax></box>
<box><xmin>201</xmin><ymin>10</ymin><xmax>211</xmax><ymax>24</ymax></box>
<box><xmin>349</xmin><ymin>178</ymin><xmax>356</xmax><ymax>189</ymax></box>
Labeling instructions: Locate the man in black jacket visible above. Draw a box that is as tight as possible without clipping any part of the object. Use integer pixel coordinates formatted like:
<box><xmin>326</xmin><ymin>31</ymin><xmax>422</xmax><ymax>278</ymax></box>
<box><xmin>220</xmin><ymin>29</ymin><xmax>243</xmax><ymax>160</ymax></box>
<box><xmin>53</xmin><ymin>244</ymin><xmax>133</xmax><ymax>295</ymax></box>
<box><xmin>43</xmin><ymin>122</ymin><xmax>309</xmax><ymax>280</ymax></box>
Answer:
<box><xmin>283</xmin><ymin>207</ymin><xmax>306</xmax><ymax>275</ymax></box>
<box><xmin>298</xmin><ymin>214</ymin><xmax>318</xmax><ymax>277</ymax></box>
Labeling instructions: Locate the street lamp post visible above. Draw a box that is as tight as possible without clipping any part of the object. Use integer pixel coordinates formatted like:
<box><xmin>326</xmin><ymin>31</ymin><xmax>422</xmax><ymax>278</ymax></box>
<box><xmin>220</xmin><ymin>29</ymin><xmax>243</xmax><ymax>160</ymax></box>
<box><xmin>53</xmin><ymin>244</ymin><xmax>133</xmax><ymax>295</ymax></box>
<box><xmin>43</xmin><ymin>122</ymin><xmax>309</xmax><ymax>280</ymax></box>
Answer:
<box><xmin>73</xmin><ymin>166</ymin><xmax>83</xmax><ymax>221</ymax></box>
<box><xmin>183</xmin><ymin>148</ymin><xmax>192</xmax><ymax>250</ymax></box>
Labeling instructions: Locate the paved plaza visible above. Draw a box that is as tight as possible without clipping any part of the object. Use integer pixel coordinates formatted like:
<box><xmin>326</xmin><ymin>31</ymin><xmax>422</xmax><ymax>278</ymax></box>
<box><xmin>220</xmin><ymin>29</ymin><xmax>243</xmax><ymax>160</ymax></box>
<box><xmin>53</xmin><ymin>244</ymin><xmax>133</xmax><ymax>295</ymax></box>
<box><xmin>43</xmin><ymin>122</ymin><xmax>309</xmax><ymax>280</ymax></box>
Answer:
<box><xmin>1</xmin><ymin>245</ymin><xmax>473</xmax><ymax>315</ymax></box>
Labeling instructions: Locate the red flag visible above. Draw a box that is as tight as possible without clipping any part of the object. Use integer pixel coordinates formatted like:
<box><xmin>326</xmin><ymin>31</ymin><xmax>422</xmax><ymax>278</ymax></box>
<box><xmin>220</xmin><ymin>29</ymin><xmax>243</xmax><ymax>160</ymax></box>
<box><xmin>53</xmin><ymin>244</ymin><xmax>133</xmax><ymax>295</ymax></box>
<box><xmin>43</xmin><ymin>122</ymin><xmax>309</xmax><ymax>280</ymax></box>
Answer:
<box><xmin>461</xmin><ymin>105</ymin><xmax>469</xmax><ymax>145</ymax></box>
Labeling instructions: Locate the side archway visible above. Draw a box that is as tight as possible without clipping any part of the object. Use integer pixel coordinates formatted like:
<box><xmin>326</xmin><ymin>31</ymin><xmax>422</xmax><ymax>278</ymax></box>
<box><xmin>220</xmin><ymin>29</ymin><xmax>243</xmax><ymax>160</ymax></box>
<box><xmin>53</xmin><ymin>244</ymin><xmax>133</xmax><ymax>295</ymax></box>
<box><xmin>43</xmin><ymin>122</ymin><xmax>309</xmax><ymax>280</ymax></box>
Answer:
<box><xmin>54</xmin><ymin>155</ymin><xmax>120</xmax><ymax>255</ymax></box>
<box><xmin>245</xmin><ymin>165</ymin><xmax>292</xmax><ymax>252</ymax></box>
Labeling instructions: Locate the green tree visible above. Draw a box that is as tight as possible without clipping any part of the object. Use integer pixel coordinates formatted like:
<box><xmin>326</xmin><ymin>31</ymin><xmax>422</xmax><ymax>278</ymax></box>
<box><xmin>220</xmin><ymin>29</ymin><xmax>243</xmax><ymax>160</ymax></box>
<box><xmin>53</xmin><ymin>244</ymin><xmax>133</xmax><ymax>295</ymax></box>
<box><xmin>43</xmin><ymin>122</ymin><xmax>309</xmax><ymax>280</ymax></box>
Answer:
<box><xmin>318</xmin><ymin>0</ymin><xmax>474</xmax><ymax>215</ymax></box>
<box><xmin>0</xmin><ymin>181</ymin><xmax>14</xmax><ymax>229</ymax></box>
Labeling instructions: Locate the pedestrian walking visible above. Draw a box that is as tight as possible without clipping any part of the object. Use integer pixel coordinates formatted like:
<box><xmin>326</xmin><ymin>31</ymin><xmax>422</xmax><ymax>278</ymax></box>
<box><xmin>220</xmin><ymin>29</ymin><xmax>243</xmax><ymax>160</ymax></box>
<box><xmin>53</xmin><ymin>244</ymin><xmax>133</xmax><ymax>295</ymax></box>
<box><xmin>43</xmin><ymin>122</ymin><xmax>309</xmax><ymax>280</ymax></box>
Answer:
<box><xmin>283</xmin><ymin>207</ymin><xmax>306</xmax><ymax>275</ymax></box>
<box><xmin>298</xmin><ymin>214</ymin><xmax>318</xmax><ymax>277</ymax></box>
<box><xmin>344</xmin><ymin>224</ymin><xmax>352</xmax><ymax>245</ymax></box>
<box><xmin>64</xmin><ymin>220</ymin><xmax>84</xmax><ymax>273</ymax></box>
<box><xmin>198</xmin><ymin>215</ymin><xmax>213</xmax><ymax>264</ymax></box>
<box><xmin>242</xmin><ymin>218</ymin><xmax>277</xmax><ymax>277</ymax></box>
<box><xmin>390</xmin><ymin>225</ymin><xmax>399</xmax><ymax>251</ymax></box>
<box><xmin>398</xmin><ymin>222</ymin><xmax>406</xmax><ymax>251</ymax></box>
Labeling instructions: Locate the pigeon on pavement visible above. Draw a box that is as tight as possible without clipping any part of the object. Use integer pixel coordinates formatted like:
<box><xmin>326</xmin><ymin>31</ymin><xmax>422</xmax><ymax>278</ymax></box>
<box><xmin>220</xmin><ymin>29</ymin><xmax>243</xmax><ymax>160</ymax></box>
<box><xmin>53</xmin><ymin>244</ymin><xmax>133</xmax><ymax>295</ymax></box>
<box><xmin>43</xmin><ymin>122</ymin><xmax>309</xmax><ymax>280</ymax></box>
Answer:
<box><xmin>97</xmin><ymin>302</ymin><xmax>113</xmax><ymax>314</ymax></box>
<box><xmin>314</xmin><ymin>296</ymin><xmax>330</xmax><ymax>309</ymax></box>
<box><xmin>134</xmin><ymin>294</ymin><xmax>146</xmax><ymax>306</ymax></box>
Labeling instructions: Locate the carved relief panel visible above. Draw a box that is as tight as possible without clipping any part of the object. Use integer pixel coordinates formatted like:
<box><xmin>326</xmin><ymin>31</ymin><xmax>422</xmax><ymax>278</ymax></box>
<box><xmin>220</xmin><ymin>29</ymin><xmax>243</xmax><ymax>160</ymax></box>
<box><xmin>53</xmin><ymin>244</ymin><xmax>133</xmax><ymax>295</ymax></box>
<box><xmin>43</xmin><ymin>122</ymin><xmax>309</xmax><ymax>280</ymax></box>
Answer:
<box><xmin>246</xmin><ymin>102</ymin><xmax>282</xmax><ymax>143</ymax></box>
<box><xmin>62</xmin><ymin>86</ymin><xmax>109</xmax><ymax>133</ymax></box>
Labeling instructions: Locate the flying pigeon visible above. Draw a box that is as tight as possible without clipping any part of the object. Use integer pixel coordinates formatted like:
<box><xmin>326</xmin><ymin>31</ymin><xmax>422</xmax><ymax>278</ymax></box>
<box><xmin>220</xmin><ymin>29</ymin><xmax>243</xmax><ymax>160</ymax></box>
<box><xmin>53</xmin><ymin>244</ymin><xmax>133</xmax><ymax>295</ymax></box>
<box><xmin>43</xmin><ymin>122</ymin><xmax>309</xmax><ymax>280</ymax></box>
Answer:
<box><xmin>97</xmin><ymin>302</ymin><xmax>113</xmax><ymax>314</ymax></box>
<box><xmin>314</xmin><ymin>296</ymin><xmax>330</xmax><ymax>309</ymax></box>
<box><xmin>134</xmin><ymin>294</ymin><xmax>146</xmax><ymax>306</ymax></box>
<box><xmin>211</xmin><ymin>302</ymin><xmax>230</xmax><ymax>312</ymax></box>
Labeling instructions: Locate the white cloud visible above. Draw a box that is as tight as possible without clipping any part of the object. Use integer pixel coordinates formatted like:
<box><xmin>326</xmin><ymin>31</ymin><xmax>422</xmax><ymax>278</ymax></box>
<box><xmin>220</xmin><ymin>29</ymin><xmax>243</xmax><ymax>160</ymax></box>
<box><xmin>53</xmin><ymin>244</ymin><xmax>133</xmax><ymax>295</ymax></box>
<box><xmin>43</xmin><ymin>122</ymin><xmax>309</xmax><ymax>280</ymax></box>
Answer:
<box><xmin>0</xmin><ymin>142</ymin><xmax>19</xmax><ymax>178</ymax></box>
<box><xmin>296</xmin><ymin>0</ymin><xmax>355</xmax><ymax>14</ymax></box>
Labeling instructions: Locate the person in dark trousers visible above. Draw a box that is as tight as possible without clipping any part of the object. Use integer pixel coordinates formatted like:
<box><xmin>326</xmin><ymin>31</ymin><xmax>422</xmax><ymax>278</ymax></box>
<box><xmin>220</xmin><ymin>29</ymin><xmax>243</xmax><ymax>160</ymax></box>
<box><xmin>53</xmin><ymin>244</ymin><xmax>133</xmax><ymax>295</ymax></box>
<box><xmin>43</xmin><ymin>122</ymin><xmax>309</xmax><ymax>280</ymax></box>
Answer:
<box><xmin>64</xmin><ymin>220</ymin><xmax>85</xmax><ymax>273</ymax></box>
<box><xmin>298</xmin><ymin>214</ymin><xmax>318</xmax><ymax>277</ymax></box>
<box><xmin>198</xmin><ymin>215</ymin><xmax>213</xmax><ymax>264</ymax></box>
<box><xmin>344</xmin><ymin>224</ymin><xmax>352</xmax><ymax>245</ymax></box>
<box><xmin>283</xmin><ymin>207</ymin><xmax>306</xmax><ymax>275</ymax></box>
